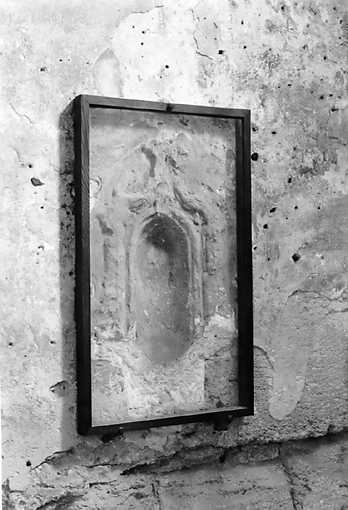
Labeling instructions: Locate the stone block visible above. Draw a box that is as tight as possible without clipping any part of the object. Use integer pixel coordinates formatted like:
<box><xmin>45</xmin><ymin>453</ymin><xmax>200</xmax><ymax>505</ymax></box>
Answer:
<box><xmin>280</xmin><ymin>434</ymin><xmax>348</xmax><ymax>509</ymax></box>
<box><xmin>158</xmin><ymin>462</ymin><xmax>294</xmax><ymax>510</ymax></box>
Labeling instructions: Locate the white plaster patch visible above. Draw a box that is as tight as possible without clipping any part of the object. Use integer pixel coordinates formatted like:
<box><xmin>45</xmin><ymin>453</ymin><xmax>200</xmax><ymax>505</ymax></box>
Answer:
<box><xmin>208</xmin><ymin>312</ymin><xmax>235</xmax><ymax>332</ymax></box>
<box><xmin>269</xmin><ymin>373</ymin><xmax>306</xmax><ymax>420</ymax></box>
<box><xmin>124</xmin><ymin>355</ymin><xmax>205</xmax><ymax>420</ymax></box>
<box><xmin>93</xmin><ymin>48</ymin><xmax>123</xmax><ymax>97</ymax></box>
<box><xmin>267</xmin><ymin>294</ymin><xmax>315</xmax><ymax>420</ymax></box>
<box><xmin>322</xmin><ymin>144</ymin><xmax>348</xmax><ymax>194</ymax></box>
<box><xmin>111</xmin><ymin>3</ymin><xmax>202</xmax><ymax>103</ymax></box>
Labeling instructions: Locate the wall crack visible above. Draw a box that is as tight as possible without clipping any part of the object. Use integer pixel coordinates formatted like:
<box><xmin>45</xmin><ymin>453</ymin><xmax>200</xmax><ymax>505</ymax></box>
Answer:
<box><xmin>132</xmin><ymin>5</ymin><xmax>163</xmax><ymax>15</ymax></box>
<box><xmin>193</xmin><ymin>34</ymin><xmax>214</xmax><ymax>60</ymax></box>
<box><xmin>9</xmin><ymin>102</ymin><xmax>34</xmax><ymax>125</ymax></box>
<box><xmin>151</xmin><ymin>480</ymin><xmax>162</xmax><ymax>510</ymax></box>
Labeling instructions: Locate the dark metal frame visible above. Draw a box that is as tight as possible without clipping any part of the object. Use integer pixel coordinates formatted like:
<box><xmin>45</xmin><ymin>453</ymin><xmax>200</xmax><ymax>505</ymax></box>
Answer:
<box><xmin>74</xmin><ymin>94</ymin><xmax>253</xmax><ymax>435</ymax></box>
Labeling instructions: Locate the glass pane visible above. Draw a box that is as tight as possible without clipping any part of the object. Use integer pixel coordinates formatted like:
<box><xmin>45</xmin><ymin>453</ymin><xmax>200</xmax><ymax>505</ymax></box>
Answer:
<box><xmin>89</xmin><ymin>107</ymin><xmax>238</xmax><ymax>426</ymax></box>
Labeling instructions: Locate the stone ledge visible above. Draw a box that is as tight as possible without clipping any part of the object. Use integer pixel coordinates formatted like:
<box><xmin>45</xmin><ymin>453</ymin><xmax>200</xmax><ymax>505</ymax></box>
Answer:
<box><xmin>3</xmin><ymin>431</ymin><xmax>347</xmax><ymax>509</ymax></box>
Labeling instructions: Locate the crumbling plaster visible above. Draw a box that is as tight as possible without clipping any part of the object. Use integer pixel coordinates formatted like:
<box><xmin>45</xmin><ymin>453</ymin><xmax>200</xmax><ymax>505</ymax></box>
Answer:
<box><xmin>1</xmin><ymin>0</ymin><xmax>347</xmax><ymax>507</ymax></box>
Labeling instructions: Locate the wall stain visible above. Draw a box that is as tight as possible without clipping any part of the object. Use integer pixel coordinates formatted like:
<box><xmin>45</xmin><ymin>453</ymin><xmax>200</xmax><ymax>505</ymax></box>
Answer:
<box><xmin>141</xmin><ymin>145</ymin><xmax>157</xmax><ymax>177</ymax></box>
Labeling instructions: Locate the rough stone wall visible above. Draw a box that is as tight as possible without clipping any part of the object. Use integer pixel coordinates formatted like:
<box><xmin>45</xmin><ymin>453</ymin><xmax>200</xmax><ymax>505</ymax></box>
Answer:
<box><xmin>1</xmin><ymin>0</ymin><xmax>347</xmax><ymax>508</ymax></box>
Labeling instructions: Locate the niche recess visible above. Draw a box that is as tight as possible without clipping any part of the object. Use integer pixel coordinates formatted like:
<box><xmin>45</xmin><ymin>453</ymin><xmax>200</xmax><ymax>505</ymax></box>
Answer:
<box><xmin>74</xmin><ymin>94</ymin><xmax>253</xmax><ymax>435</ymax></box>
<box><xmin>133</xmin><ymin>213</ymin><xmax>192</xmax><ymax>364</ymax></box>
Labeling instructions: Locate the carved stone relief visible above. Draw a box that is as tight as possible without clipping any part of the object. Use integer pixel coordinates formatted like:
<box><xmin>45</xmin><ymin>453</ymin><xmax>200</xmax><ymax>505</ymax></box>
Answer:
<box><xmin>89</xmin><ymin>107</ymin><xmax>238</xmax><ymax>425</ymax></box>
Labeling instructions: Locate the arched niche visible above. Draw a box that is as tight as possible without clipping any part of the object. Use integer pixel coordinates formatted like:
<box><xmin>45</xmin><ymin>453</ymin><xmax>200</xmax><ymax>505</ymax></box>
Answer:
<box><xmin>134</xmin><ymin>213</ymin><xmax>192</xmax><ymax>364</ymax></box>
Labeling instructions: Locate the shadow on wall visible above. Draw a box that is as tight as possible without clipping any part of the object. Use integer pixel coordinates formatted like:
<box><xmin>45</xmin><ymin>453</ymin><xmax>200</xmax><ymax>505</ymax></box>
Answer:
<box><xmin>58</xmin><ymin>102</ymin><xmax>78</xmax><ymax>447</ymax></box>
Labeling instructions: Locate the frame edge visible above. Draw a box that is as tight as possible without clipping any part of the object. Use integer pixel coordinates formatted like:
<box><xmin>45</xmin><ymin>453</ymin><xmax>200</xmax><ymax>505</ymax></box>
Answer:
<box><xmin>73</xmin><ymin>95</ymin><xmax>254</xmax><ymax>434</ymax></box>
<box><xmin>74</xmin><ymin>95</ymin><xmax>92</xmax><ymax>435</ymax></box>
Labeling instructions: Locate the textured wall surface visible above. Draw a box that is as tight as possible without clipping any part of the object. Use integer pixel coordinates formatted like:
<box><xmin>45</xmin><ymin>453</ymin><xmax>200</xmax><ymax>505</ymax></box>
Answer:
<box><xmin>89</xmin><ymin>108</ymin><xmax>239</xmax><ymax>425</ymax></box>
<box><xmin>1</xmin><ymin>0</ymin><xmax>347</xmax><ymax>508</ymax></box>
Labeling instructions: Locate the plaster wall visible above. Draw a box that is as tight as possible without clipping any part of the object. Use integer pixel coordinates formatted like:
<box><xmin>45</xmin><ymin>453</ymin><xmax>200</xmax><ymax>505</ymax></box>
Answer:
<box><xmin>1</xmin><ymin>0</ymin><xmax>347</xmax><ymax>508</ymax></box>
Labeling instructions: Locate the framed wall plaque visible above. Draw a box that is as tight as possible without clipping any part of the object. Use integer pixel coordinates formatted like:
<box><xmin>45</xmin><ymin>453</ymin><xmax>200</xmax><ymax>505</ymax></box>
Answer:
<box><xmin>74</xmin><ymin>95</ymin><xmax>253</xmax><ymax>435</ymax></box>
